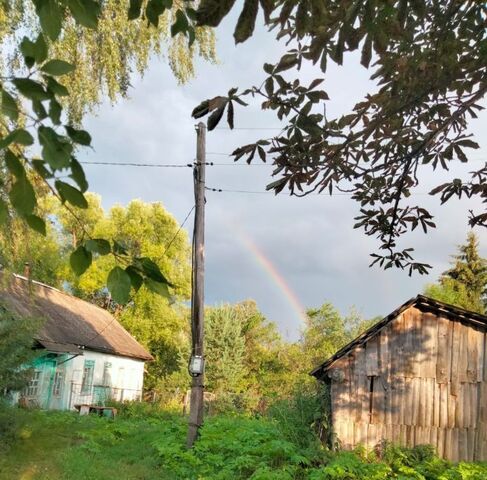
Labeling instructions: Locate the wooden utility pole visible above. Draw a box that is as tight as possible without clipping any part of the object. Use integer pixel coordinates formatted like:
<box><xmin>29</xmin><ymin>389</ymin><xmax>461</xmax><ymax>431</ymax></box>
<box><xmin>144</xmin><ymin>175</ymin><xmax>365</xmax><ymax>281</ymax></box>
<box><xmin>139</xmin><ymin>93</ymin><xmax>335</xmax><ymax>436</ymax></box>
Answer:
<box><xmin>186</xmin><ymin>122</ymin><xmax>206</xmax><ymax>448</ymax></box>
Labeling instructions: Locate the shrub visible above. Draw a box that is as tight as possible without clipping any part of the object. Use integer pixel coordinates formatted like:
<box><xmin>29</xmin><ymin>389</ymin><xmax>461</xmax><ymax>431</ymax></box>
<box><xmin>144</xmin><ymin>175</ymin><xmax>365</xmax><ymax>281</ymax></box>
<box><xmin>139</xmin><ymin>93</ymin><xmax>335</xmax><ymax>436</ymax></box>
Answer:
<box><xmin>267</xmin><ymin>384</ymin><xmax>328</xmax><ymax>451</ymax></box>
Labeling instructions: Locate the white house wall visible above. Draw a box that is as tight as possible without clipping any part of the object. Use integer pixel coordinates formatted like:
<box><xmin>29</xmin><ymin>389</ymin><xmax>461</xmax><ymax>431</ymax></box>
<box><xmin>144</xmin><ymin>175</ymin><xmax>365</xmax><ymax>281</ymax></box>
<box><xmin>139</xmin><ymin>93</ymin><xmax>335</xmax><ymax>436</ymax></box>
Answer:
<box><xmin>20</xmin><ymin>350</ymin><xmax>146</xmax><ymax>411</ymax></box>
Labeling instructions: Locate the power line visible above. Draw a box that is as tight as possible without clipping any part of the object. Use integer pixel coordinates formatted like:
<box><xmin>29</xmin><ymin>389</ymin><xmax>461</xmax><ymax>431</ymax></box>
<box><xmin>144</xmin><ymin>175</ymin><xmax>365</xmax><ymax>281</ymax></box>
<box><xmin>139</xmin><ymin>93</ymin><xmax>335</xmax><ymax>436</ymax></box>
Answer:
<box><xmin>205</xmin><ymin>186</ymin><xmax>433</xmax><ymax>196</ymax></box>
<box><xmin>164</xmin><ymin>205</ymin><xmax>196</xmax><ymax>253</ymax></box>
<box><xmin>80</xmin><ymin>161</ymin><xmax>193</xmax><ymax>168</ymax></box>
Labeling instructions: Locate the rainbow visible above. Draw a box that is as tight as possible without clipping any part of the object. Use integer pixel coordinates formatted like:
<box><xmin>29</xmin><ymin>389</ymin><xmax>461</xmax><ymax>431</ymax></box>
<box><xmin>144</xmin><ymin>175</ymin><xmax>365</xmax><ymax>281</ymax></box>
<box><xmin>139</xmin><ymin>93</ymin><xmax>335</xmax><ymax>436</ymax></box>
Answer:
<box><xmin>236</xmin><ymin>229</ymin><xmax>308</xmax><ymax>329</ymax></box>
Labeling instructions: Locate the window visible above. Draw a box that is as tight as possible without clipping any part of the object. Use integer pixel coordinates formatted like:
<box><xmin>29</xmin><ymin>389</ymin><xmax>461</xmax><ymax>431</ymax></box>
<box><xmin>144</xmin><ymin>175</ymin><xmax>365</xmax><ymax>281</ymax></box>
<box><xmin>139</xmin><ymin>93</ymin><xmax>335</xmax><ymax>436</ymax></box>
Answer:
<box><xmin>102</xmin><ymin>362</ymin><xmax>112</xmax><ymax>386</ymax></box>
<box><xmin>81</xmin><ymin>360</ymin><xmax>95</xmax><ymax>394</ymax></box>
<box><xmin>25</xmin><ymin>371</ymin><xmax>41</xmax><ymax>397</ymax></box>
<box><xmin>52</xmin><ymin>369</ymin><xmax>64</xmax><ymax>397</ymax></box>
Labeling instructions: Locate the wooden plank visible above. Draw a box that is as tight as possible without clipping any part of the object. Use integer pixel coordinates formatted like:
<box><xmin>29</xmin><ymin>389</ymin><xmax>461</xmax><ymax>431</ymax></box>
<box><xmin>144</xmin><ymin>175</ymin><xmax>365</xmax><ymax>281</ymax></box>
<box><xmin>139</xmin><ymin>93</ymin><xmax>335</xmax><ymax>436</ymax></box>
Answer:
<box><xmin>448</xmin><ymin>382</ymin><xmax>457</xmax><ymax>428</ymax></box>
<box><xmin>404</xmin><ymin>377</ymin><xmax>413</xmax><ymax>425</ymax></box>
<box><xmin>455</xmin><ymin>383</ymin><xmax>464</xmax><ymax>428</ymax></box>
<box><xmin>432</xmin><ymin>380</ymin><xmax>441</xmax><ymax>427</ymax></box>
<box><xmin>467</xmin><ymin>427</ymin><xmax>475</xmax><ymax>462</ymax></box>
<box><xmin>436</xmin><ymin>316</ymin><xmax>452</xmax><ymax>383</ymax></box>
<box><xmin>372</xmin><ymin>376</ymin><xmax>386</xmax><ymax>424</ymax></box>
<box><xmin>421</xmin><ymin>312</ymin><xmax>438</xmax><ymax>378</ymax></box>
<box><xmin>366</xmin><ymin>336</ymin><xmax>379</xmax><ymax>377</ymax></box>
<box><xmin>403</xmin><ymin>309</ymin><xmax>416</xmax><ymax>377</ymax></box>
<box><xmin>424</xmin><ymin>378</ymin><xmax>434</xmax><ymax>427</ymax></box>
<box><xmin>458</xmin><ymin>323</ymin><xmax>469</xmax><ymax>384</ymax></box>
<box><xmin>458</xmin><ymin>428</ymin><xmax>468</xmax><ymax>461</ymax></box>
<box><xmin>411</xmin><ymin>308</ymin><xmax>423</xmax><ymax>378</ymax></box>
<box><xmin>477</xmin><ymin>331</ymin><xmax>485</xmax><ymax>382</ymax></box>
<box><xmin>439</xmin><ymin>383</ymin><xmax>448</xmax><ymax>428</ymax></box>
<box><xmin>451</xmin><ymin>428</ymin><xmax>459</xmax><ymax>463</ymax></box>
<box><xmin>437</xmin><ymin>428</ymin><xmax>445</xmax><ymax>458</ymax></box>
<box><xmin>444</xmin><ymin>429</ymin><xmax>453</xmax><ymax>461</ymax></box>
<box><xmin>451</xmin><ymin>321</ymin><xmax>462</xmax><ymax>396</ymax></box>
<box><xmin>379</xmin><ymin>326</ymin><xmax>391</xmax><ymax>380</ymax></box>
<box><xmin>390</xmin><ymin>314</ymin><xmax>405</xmax><ymax>376</ymax></box>
<box><xmin>467</xmin><ymin>327</ymin><xmax>479</xmax><ymax>383</ymax></box>
<box><xmin>353</xmin><ymin>346</ymin><xmax>367</xmax><ymax>376</ymax></box>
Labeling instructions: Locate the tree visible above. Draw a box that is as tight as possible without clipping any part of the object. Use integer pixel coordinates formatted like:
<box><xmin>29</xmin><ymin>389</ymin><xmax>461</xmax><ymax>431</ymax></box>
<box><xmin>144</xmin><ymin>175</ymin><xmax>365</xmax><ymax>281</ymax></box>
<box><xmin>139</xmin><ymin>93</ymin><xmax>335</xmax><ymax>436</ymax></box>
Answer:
<box><xmin>205</xmin><ymin>304</ymin><xmax>247</xmax><ymax>394</ymax></box>
<box><xmin>301</xmin><ymin>302</ymin><xmax>379</xmax><ymax>371</ymax></box>
<box><xmin>191</xmin><ymin>1</ymin><xmax>486</xmax><ymax>275</ymax></box>
<box><xmin>1</xmin><ymin>1</ymin><xmax>216</xmax><ymax>122</ymax></box>
<box><xmin>0</xmin><ymin>304</ymin><xmax>41</xmax><ymax>393</ymax></box>
<box><xmin>424</xmin><ymin>232</ymin><xmax>487</xmax><ymax>313</ymax></box>
<box><xmin>0</xmin><ymin>1</ymin><xmax>208</xmax><ymax>300</ymax></box>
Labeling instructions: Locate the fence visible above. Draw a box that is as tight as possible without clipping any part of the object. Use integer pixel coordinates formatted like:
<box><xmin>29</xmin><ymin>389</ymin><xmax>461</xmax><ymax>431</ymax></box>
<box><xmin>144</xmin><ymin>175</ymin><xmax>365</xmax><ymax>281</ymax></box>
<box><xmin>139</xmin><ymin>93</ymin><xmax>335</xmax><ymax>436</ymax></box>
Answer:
<box><xmin>68</xmin><ymin>382</ymin><xmax>142</xmax><ymax>409</ymax></box>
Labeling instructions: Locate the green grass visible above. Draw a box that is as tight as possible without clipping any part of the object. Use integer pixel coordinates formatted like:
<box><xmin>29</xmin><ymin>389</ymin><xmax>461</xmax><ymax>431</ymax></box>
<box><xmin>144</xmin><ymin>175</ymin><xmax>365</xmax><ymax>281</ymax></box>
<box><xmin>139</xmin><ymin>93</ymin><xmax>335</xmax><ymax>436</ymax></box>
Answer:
<box><xmin>2</xmin><ymin>406</ymin><xmax>487</xmax><ymax>480</ymax></box>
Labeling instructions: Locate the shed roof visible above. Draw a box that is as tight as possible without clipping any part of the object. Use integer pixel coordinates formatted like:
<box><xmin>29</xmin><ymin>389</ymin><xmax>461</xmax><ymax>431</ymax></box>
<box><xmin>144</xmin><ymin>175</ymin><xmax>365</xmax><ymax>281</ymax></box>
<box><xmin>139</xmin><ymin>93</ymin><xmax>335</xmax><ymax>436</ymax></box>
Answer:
<box><xmin>0</xmin><ymin>274</ymin><xmax>153</xmax><ymax>361</ymax></box>
<box><xmin>310</xmin><ymin>294</ymin><xmax>487</xmax><ymax>379</ymax></box>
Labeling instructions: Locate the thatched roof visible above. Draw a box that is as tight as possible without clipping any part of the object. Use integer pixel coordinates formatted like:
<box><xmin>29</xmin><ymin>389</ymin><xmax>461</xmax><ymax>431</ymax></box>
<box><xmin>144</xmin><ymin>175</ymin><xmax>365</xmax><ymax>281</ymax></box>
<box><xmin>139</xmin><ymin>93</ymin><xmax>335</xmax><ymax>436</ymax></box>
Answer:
<box><xmin>310</xmin><ymin>294</ymin><xmax>487</xmax><ymax>379</ymax></box>
<box><xmin>0</xmin><ymin>274</ymin><xmax>153</xmax><ymax>361</ymax></box>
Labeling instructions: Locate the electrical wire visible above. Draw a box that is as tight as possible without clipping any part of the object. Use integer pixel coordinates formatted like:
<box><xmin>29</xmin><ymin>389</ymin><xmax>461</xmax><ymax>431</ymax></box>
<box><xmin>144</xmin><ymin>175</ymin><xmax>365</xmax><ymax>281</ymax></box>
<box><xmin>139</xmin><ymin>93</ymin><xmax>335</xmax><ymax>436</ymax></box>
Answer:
<box><xmin>164</xmin><ymin>205</ymin><xmax>196</xmax><ymax>253</ymax></box>
<box><xmin>80</xmin><ymin>161</ymin><xmax>193</xmax><ymax>168</ymax></box>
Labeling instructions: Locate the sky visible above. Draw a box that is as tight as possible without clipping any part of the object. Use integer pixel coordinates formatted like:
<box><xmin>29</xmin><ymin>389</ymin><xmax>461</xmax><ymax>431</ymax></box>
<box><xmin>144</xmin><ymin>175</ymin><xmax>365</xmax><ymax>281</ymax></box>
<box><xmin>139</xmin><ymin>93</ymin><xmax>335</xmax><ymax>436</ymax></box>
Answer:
<box><xmin>77</xmin><ymin>12</ymin><xmax>487</xmax><ymax>340</ymax></box>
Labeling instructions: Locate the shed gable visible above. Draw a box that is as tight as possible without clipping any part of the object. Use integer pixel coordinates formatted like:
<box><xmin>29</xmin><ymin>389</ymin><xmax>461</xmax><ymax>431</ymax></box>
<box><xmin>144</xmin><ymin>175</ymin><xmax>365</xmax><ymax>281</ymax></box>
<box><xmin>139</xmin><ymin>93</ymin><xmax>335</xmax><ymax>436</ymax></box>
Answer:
<box><xmin>319</xmin><ymin>300</ymin><xmax>487</xmax><ymax>461</ymax></box>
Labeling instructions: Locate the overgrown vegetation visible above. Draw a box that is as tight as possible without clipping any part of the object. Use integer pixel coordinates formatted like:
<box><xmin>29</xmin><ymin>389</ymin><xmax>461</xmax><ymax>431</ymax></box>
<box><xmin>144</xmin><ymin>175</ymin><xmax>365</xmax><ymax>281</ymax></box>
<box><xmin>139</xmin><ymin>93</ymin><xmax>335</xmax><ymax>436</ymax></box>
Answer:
<box><xmin>1</xmin><ymin>405</ymin><xmax>487</xmax><ymax>480</ymax></box>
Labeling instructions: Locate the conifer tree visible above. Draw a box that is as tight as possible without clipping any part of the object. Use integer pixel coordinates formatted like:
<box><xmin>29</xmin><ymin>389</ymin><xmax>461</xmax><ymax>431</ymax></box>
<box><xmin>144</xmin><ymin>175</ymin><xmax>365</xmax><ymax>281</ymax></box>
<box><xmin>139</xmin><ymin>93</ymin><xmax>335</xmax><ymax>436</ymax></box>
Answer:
<box><xmin>425</xmin><ymin>233</ymin><xmax>487</xmax><ymax>313</ymax></box>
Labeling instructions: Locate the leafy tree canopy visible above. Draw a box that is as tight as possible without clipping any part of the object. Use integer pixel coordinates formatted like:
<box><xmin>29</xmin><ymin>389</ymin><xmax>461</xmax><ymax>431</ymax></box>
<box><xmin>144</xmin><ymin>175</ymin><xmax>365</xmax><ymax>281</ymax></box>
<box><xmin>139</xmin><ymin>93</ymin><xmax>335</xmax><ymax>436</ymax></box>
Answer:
<box><xmin>0</xmin><ymin>304</ymin><xmax>41</xmax><ymax>392</ymax></box>
<box><xmin>1</xmin><ymin>0</ymin><xmax>216</xmax><ymax>122</ymax></box>
<box><xmin>192</xmin><ymin>0</ymin><xmax>487</xmax><ymax>276</ymax></box>
<box><xmin>0</xmin><ymin>0</ymin><xmax>211</xmax><ymax>299</ymax></box>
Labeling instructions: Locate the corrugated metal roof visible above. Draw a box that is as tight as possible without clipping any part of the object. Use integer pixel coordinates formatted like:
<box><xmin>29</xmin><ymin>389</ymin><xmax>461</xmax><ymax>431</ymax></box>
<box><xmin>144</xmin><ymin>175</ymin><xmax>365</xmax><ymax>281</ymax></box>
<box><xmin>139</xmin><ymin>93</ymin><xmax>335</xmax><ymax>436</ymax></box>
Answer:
<box><xmin>0</xmin><ymin>274</ymin><xmax>153</xmax><ymax>361</ymax></box>
<box><xmin>310</xmin><ymin>294</ymin><xmax>487</xmax><ymax>379</ymax></box>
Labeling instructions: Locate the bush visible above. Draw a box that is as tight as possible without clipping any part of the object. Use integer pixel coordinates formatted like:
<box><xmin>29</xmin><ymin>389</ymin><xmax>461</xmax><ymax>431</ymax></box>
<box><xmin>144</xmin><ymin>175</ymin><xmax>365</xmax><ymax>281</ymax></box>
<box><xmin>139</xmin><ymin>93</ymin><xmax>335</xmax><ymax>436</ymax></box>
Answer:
<box><xmin>267</xmin><ymin>384</ymin><xmax>328</xmax><ymax>451</ymax></box>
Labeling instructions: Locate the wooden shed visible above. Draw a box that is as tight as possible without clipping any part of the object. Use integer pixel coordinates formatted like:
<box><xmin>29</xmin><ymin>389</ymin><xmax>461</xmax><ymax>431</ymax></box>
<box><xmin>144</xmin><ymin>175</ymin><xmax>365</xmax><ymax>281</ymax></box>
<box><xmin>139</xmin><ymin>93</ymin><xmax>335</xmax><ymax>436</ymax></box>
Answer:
<box><xmin>311</xmin><ymin>295</ymin><xmax>487</xmax><ymax>462</ymax></box>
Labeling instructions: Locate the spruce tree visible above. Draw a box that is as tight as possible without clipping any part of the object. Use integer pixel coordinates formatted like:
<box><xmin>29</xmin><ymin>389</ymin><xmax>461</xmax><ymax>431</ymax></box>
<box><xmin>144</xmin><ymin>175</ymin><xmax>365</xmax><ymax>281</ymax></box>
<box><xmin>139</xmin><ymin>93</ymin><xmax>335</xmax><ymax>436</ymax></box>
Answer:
<box><xmin>425</xmin><ymin>233</ymin><xmax>487</xmax><ymax>313</ymax></box>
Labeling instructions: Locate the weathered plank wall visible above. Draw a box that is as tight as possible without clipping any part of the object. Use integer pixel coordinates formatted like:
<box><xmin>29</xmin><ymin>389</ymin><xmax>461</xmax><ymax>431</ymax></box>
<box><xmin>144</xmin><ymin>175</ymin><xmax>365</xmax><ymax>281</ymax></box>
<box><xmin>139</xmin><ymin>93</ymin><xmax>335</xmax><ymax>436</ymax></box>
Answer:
<box><xmin>328</xmin><ymin>306</ymin><xmax>487</xmax><ymax>461</ymax></box>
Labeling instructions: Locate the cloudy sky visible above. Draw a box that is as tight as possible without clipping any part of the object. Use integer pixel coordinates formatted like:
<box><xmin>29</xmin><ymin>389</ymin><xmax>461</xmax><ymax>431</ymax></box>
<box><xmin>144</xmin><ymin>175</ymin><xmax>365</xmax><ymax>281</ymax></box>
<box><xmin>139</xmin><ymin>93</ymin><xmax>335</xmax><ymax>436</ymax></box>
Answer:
<box><xmin>78</xmin><ymin>12</ymin><xmax>487</xmax><ymax>340</ymax></box>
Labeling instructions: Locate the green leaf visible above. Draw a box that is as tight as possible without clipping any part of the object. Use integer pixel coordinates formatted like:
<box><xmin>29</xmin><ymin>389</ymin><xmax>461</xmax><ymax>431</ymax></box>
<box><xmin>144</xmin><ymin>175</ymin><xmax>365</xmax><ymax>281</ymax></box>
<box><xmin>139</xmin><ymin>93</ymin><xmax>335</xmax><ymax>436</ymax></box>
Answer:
<box><xmin>70</xmin><ymin>246</ymin><xmax>92</xmax><ymax>276</ymax></box>
<box><xmin>5</xmin><ymin>150</ymin><xmax>25</xmax><ymax>178</ymax></box>
<box><xmin>32</xmin><ymin>159</ymin><xmax>53</xmax><ymax>179</ymax></box>
<box><xmin>34</xmin><ymin>34</ymin><xmax>48</xmax><ymax>64</ymax></box>
<box><xmin>55</xmin><ymin>180</ymin><xmax>88</xmax><ymax>208</ymax></box>
<box><xmin>46</xmin><ymin>77</ymin><xmax>69</xmax><ymax>97</ymax></box>
<box><xmin>9</xmin><ymin>176</ymin><xmax>36</xmax><ymax>215</ymax></box>
<box><xmin>125</xmin><ymin>266</ymin><xmax>143</xmax><ymax>292</ymax></box>
<box><xmin>24</xmin><ymin>214</ymin><xmax>46</xmax><ymax>236</ymax></box>
<box><xmin>70</xmin><ymin>157</ymin><xmax>88</xmax><ymax>192</ymax></box>
<box><xmin>144</xmin><ymin>278</ymin><xmax>170</xmax><ymax>298</ymax></box>
<box><xmin>196</xmin><ymin>0</ymin><xmax>237</xmax><ymax>27</ymax></box>
<box><xmin>65</xmin><ymin>126</ymin><xmax>91</xmax><ymax>146</ymax></box>
<box><xmin>107</xmin><ymin>266</ymin><xmax>131</xmax><ymax>304</ymax></box>
<box><xmin>33</xmin><ymin>0</ymin><xmax>63</xmax><ymax>41</ymax></box>
<box><xmin>13</xmin><ymin>78</ymin><xmax>50</xmax><ymax>101</ymax></box>
<box><xmin>234</xmin><ymin>0</ymin><xmax>258</xmax><ymax>44</ymax></box>
<box><xmin>171</xmin><ymin>10</ymin><xmax>189</xmax><ymax>37</ymax></box>
<box><xmin>85</xmin><ymin>238</ymin><xmax>111</xmax><ymax>255</ymax></box>
<box><xmin>41</xmin><ymin>60</ymin><xmax>75</xmax><ymax>76</ymax></box>
<box><xmin>145</xmin><ymin>0</ymin><xmax>166</xmax><ymax>27</ymax></box>
<box><xmin>0</xmin><ymin>129</ymin><xmax>34</xmax><ymax>149</ymax></box>
<box><xmin>138</xmin><ymin>257</ymin><xmax>171</xmax><ymax>285</ymax></box>
<box><xmin>1</xmin><ymin>90</ymin><xmax>19</xmax><ymax>122</ymax></box>
<box><xmin>33</xmin><ymin>99</ymin><xmax>48</xmax><ymax>120</ymax></box>
<box><xmin>20</xmin><ymin>37</ymin><xmax>36</xmax><ymax>68</ymax></box>
<box><xmin>113</xmin><ymin>241</ymin><xmax>128</xmax><ymax>255</ymax></box>
<box><xmin>49</xmin><ymin>98</ymin><xmax>62</xmax><ymax>125</ymax></box>
<box><xmin>67</xmin><ymin>0</ymin><xmax>101</xmax><ymax>29</ymax></box>
<box><xmin>38</xmin><ymin>126</ymin><xmax>72</xmax><ymax>169</ymax></box>
<box><xmin>0</xmin><ymin>199</ymin><xmax>8</xmax><ymax>224</ymax></box>
<box><xmin>128</xmin><ymin>0</ymin><xmax>143</xmax><ymax>19</ymax></box>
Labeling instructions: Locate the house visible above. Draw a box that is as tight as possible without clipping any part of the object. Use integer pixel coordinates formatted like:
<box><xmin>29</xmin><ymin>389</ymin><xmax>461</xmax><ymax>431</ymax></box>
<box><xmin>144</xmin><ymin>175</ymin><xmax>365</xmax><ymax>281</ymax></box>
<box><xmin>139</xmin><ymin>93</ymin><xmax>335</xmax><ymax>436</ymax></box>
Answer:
<box><xmin>1</xmin><ymin>274</ymin><xmax>153</xmax><ymax>410</ymax></box>
<box><xmin>311</xmin><ymin>295</ymin><xmax>487</xmax><ymax>462</ymax></box>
